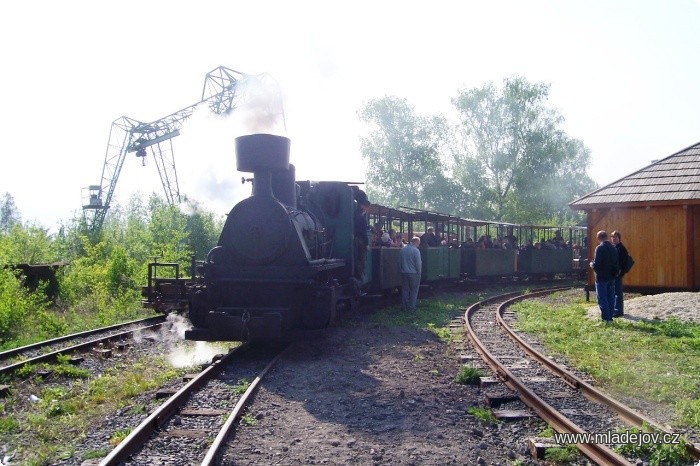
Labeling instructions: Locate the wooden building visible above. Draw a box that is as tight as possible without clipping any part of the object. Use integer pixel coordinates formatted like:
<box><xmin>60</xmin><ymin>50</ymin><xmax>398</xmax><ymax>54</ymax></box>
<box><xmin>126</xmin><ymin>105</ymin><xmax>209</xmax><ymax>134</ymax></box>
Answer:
<box><xmin>569</xmin><ymin>141</ymin><xmax>700</xmax><ymax>292</ymax></box>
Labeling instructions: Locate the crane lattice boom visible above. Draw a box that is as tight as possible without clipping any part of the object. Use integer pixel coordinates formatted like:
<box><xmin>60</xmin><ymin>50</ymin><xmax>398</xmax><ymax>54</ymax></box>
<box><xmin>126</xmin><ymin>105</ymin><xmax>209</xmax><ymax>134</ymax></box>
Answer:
<box><xmin>82</xmin><ymin>66</ymin><xmax>246</xmax><ymax>234</ymax></box>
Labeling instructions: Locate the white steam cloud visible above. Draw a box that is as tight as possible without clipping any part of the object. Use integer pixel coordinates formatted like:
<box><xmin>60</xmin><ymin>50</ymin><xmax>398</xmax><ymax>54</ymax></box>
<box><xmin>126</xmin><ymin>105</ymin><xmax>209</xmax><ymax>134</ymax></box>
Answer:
<box><xmin>173</xmin><ymin>72</ymin><xmax>287</xmax><ymax>217</ymax></box>
<box><xmin>131</xmin><ymin>314</ymin><xmax>229</xmax><ymax>369</ymax></box>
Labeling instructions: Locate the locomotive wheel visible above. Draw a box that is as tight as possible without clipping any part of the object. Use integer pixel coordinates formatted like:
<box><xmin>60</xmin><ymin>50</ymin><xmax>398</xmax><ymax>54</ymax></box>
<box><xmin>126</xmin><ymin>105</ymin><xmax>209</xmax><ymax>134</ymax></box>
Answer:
<box><xmin>303</xmin><ymin>285</ymin><xmax>338</xmax><ymax>329</ymax></box>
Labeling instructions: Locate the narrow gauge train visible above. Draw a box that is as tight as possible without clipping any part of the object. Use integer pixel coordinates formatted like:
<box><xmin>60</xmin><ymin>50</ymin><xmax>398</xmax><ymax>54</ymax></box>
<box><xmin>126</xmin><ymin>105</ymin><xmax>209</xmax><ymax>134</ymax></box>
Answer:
<box><xmin>362</xmin><ymin>205</ymin><xmax>588</xmax><ymax>292</ymax></box>
<box><xmin>142</xmin><ymin>133</ymin><xmax>586</xmax><ymax>342</ymax></box>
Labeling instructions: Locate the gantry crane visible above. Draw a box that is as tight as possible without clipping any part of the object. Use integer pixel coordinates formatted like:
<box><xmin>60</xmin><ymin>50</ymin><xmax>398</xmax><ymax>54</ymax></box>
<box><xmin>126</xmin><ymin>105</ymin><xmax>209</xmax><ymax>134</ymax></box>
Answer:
<box><xmin>82</xmin><ymin>65</ymin><xmax>247</xmax><ymax>234</ymax></box>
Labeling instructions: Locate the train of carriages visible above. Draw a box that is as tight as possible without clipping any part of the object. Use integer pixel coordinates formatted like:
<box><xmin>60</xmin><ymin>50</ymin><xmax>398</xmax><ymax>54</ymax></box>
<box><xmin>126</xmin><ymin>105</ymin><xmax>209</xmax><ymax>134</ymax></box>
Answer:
<box><xmin>141</xmin><ymin>133</ymin><xmax>587</xmax><ymax>342</ymax></box>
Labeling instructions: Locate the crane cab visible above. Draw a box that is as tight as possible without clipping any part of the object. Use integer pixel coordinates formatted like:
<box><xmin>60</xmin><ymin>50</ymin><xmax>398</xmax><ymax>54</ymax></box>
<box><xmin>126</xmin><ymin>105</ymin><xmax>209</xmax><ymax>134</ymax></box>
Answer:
<box><xmin>82</xmin><ymin>185</ymin><xmax>103</xmax><ymax>209</ymax></box>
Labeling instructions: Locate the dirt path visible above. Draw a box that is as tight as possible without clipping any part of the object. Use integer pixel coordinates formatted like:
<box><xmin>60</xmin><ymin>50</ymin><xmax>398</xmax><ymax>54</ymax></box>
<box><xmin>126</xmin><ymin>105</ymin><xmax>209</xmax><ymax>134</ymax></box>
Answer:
<box><xmin>218</xmin><ymin>310</ymin><xmax>564</xmax><ymax>465</ymax></box>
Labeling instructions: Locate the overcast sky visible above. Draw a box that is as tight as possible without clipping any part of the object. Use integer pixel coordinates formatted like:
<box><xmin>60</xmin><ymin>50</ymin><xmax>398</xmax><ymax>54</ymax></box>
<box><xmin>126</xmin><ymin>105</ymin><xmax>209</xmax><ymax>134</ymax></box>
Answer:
<box><xmin>2</xmin><ymin>0</ymin><xmax>699</xmax><ymax>230</ymax></box>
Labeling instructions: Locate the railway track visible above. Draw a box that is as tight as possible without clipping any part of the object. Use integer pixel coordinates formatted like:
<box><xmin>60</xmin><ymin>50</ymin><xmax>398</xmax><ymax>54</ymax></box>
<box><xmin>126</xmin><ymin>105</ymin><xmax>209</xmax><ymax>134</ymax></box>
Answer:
<box><xmin>0</xmin><ymin>315</ymin><xmax>167</xmax><ymax>378</ymax></box>
<box><xmin>464</xmin><ymin>287</ymin><xmax>700</xmax><ymax>465</ymax></box>
<box><xmin>98</xmin><ymin>342</ymin><xmax>289</xmax><ymax>465</ymax></box>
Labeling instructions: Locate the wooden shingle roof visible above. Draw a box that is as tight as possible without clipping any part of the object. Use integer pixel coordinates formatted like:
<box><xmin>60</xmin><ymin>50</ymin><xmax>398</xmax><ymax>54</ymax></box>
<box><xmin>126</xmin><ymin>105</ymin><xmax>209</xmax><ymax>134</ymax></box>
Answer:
<box><xmin>569</xmin><ymin>141</ymin><xmax>700</xmax><ymax>209</ymax></box>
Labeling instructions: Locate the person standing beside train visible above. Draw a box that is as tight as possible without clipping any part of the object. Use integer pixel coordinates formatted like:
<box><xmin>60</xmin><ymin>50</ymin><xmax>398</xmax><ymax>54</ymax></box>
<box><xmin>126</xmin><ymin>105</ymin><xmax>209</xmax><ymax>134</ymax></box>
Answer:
<box><xmin>352</xmin><ymin>188</ymin><xmax>371</xmax><ymax>283</ymax></box>
<box><xmin>399</xmin><ymin>236</ymin><xmax>422</xmax><ymax>312</ymax></box>
<box><xmin>611</xmin><ymin>230</ymin><xmax>629</xmax><ymax>318</ymax></box>
<box><xmin>590</xmin><ymin>230</ymin><xmax>620</xmax><ymax>325</ymax></box>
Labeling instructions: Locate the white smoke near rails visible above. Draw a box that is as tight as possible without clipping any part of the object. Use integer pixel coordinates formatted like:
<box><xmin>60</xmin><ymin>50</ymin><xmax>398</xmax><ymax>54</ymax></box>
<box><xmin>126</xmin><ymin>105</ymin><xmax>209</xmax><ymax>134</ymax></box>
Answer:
<box><xmin>1</xmin><ymin>445</ymin><xmax>16</xmax><ymax>466</ymax></box>
<box><xmin>130</xmin><ymin>314</ymin><xmax>228</xmax><ymax>368</ymax></box>
<box><xmin>167</xmin><ymin>340</ymin><xmax>229</xmax><ymax>369</ymax></box>
<box><xmin>132</xmin><ymin>313</ymin><xmax>190</xmax><ymax>344</ymax></box>
<box><xmin>166</xmin><ymin>313</ymin><xmax>193</xmax><ymax>339</ymax></box>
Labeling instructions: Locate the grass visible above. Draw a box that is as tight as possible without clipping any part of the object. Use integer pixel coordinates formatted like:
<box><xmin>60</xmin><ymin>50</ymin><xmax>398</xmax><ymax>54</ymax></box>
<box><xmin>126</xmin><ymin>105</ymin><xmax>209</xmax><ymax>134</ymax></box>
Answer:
<box><xmin>109</xmin><ymin>428</ymin><xmax>132</xmax><ymax>447</ymax></box>
<box><xmin>232</xmin><ymin>378</ymin><xmax>251</xmax><ymax>395</ymax></box>
<box><xmin>366</xmin><ymin>293</ymin><xmax>480</xmax><ymax>341</ymax></box>
<box><xmin>511</xmin><ymin>292</ymin><xmax>700</xmax><ymax>429</ymax></box>
<box><xmin>240</xmin><ymin>412</ymin><xmax>256</xmax><ymax>426</ymax></box>
<box><xmin>613</xmin><ymin>425</ymin><xmax>693</xmax><ymax>466</ymax></box>
<box><xmin>466</xmin><ymin>406</ymin><xmax>498</xmax><ymax>423</ymax></box>
<box><xmin>454</xmin><ymin>365</ymin><xmax>484</xmax><ymax>385</ymax></box>
<box><xmin>543</xmin><ymin>445</ymin><xmax>578</xmax><ymax>464</ymax></box>
<box><xmin>0</xmin><ymin>294</ymin><xmax>156</xmax><ymax>352</ymax></box>
<box><xmin>0</xmin><ymin>354</ymin><xmax>190</xmax><ymax>465</ymax></box>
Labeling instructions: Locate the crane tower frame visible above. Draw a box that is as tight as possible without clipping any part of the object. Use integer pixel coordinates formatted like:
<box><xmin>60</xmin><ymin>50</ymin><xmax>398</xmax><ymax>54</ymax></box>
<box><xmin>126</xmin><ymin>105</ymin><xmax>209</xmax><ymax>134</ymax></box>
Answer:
<box><xmin>82</xmin><ymin>66</ymin><xmax>246</xmax><ymax>234</ymax></box>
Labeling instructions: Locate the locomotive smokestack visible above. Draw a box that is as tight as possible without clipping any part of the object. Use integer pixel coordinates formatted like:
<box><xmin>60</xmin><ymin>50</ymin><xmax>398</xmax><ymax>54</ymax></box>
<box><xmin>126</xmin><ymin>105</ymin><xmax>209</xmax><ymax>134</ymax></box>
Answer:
<box><xmin>235</xmin><ymin>133</ymin><xmax>290</xmax><ymax>198</ymax></box>
<box><xmin>272</xmin><ymin>163</ymin><xmax>297</xmax><ymax>208</ymax></box>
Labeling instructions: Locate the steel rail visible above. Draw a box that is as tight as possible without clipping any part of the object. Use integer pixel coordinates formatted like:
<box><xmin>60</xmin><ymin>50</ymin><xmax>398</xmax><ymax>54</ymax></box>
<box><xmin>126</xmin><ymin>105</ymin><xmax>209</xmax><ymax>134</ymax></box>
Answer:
<box><xmin>98</xmin><ymin>344</ymin><xmax>248</xmax><ymax>466</ymax></box>
<box><xmin>200</xmin><ymin>343</ymin><xmax>291</xmax><ymax>465</ymax></box>
<box><xmin>464</xmin><ymin>289</ymin><xmax>633</xmax><ymax>466</ymax></box>
<box><xmin>0</xmin><ymin>315</ymin><xmax>165</xmax><ymax>360</ymax></box>
<box><xmin>0</xmin><ymin>323</ymin><xmax>165</xmax><ymax>376</ymax></box>
<box><xmin>495</xmin><ymin>290</ymin><xmax>700</xmax><ymax>461</ymax></box>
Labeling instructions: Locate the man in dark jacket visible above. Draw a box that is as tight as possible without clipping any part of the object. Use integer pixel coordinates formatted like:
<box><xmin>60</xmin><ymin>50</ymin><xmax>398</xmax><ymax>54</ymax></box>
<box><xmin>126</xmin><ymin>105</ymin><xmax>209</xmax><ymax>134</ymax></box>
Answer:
<box><xmin>352</xmin><ymin>187</ymin><xmax>370</xmax><ymax>282</ymax></box>
<box><xmin>420</xmin><ymin>227</ymin><xmax>439</xmax><ymax>248</ymax></box>
<box><xmin>590</xmin><ymin>230</ymin><xmax>620</xmax><ymax>324</ymax></box>
<box><xmin>611</xmin><ymin>230</ymin><xmax>630</xmax><ymax>318</ymax></box>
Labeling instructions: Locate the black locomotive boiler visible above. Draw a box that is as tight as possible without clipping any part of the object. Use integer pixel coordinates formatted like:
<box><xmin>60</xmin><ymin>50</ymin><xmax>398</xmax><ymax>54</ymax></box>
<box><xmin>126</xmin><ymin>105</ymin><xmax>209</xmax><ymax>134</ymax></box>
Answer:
<box><xmin>184</xmin><ymin>133</ymin><xmax>363</xmax><ymax>341</ymax></box>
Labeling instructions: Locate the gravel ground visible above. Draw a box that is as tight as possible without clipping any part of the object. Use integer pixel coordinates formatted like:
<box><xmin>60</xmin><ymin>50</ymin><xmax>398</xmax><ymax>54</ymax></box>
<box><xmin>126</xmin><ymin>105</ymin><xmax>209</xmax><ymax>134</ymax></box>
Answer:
<box><xmin>217</xmin><ymin>322</ymin><xmax>555</xmax><ymax>466</ymax></box>
<box><xmin>7</xmin><ymin>289</ymin><xmax>698</xmax><ymax>465</ymax></box>
<box><xmin>587</xmin><ymin>291</ymin><xmax>700</xmax><ymax>323</ymax></box>
<box><xmin>221</xmin><ymin>290</ymin><xmax>700</xmax><ymax>466</ymax></box>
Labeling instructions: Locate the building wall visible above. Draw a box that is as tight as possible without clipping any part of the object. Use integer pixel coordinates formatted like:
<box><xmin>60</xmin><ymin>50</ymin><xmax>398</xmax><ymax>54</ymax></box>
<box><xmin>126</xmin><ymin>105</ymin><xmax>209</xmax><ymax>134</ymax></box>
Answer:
<box><xmin>587</xmin><ymin>205</ymin><xmax>693</xmax><ymax>290</ymax></box>
<box><xmin>694</xmin><ymin>206</ymin><xmax>700</xmax><ymax>289</ymax></box>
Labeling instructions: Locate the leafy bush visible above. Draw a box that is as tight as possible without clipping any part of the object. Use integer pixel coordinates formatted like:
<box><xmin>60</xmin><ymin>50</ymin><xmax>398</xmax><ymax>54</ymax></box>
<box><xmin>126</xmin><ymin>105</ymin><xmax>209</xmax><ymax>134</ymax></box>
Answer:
<box><xmin>0</xmin><ymin>191</ymin><xmax>224</xmax><ymax>349</ymax></box>
<box><xmin>0</xmin><ymin>268</ymin><xmax>49</xmax><ymax>341</ymax></box>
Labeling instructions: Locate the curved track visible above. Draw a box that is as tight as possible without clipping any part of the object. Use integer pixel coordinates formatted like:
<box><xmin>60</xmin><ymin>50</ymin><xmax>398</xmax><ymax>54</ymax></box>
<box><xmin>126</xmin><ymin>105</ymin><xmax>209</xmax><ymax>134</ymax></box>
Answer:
<box><xmin>464</xmin><ymin>287</ymin><xmax>700</xmax><ymax>465</ymax></box>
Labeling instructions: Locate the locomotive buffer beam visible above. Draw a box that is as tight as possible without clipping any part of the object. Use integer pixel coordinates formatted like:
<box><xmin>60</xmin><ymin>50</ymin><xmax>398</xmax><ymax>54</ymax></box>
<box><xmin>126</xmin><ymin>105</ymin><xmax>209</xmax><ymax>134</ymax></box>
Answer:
<box><xmin>187</xmin><ymin>307</ymin><xmax>286</xmax><ymax>341</ymax></box>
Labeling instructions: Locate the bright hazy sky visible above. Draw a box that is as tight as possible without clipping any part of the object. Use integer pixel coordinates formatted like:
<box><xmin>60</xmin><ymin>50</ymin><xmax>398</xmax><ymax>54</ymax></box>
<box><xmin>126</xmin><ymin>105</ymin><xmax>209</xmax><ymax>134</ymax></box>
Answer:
<box><xmin>2</xmin><ymin>0</ymin><xmax>700</xmax><ymax>230</ymax></box>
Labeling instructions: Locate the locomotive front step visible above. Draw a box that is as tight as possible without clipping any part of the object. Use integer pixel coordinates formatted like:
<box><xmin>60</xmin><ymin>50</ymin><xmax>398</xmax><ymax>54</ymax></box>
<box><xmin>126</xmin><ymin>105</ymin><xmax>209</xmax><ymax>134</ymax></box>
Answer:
<box><xmin>186</xmin><ymin>308</ymin><xmax>287</xmax><ymax>341</ymax></box>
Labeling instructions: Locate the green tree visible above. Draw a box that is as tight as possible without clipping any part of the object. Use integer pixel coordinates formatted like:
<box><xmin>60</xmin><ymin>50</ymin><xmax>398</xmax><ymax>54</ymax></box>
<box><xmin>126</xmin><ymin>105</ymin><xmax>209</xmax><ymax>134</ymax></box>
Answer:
<box><xmin>451</xmin><ymin>76</ymin><xmax>596</xmax><ymax>223</ymax></box>
<box><xmin>0</xmin><ymin>267</ymin><xmax>49</xmax><ymax>341</ymax></box>
<box><xmin>358</xmin><ymin>96</ymin><xmax>456</xmax><ymax>212</ymax></box>
<box><xmin>147</xmin><ymin>195</ymin><xmax>190</xmax><ymax>264</ymax></box>
<box><xmin>0</xmin><ymin>223</ymin><xmax>55</xmax><ymax>264</ymax></box>
<box><xmin>180</xmin><ymin>197</ymin><xmax>222</xmax><ymax>262</ymax></box>
<box><xmin>0</xmin><ymin>192</ymin><xmax>21</xmax><ymax>233</ymax></box>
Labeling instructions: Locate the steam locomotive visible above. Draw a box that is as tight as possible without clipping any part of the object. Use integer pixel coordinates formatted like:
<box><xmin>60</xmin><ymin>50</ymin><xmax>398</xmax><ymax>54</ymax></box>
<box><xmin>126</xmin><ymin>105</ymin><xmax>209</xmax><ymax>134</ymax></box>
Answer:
<box><xmin>142</xmin><ymin>133</ymin><xmax>587</xmax><ymax>342</ymax></box>
<box><xmin>154</xmin><ymin>133</ymin><xmax>366</xmax><ymax>342</ymax></box>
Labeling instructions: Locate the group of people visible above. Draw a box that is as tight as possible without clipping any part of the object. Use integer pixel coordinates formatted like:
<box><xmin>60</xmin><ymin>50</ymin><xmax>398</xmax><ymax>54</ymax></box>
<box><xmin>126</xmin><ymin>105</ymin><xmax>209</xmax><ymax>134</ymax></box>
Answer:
<box><xmin>462</xmin><ymin>234</ymin><xmax>578</xmax><ymax>252</ymax></box>
<box><xmin>590</xmin><ymin>230</ymin><xmax>630</xmax><ymax>325</ymax></box>
<box><xmin>350</xmin><ymin>187</ymin><xmax>422</xmax><ymax>312</ymax></box>
<box><xmin>370</xmin><ymin>226</ymin><xmax>405</xmax><ymax>248</ymax></box>
<box><xmin>354</xmin><ymin>188</ymin><xmax>628</xmax><ymax>317</ymax></box>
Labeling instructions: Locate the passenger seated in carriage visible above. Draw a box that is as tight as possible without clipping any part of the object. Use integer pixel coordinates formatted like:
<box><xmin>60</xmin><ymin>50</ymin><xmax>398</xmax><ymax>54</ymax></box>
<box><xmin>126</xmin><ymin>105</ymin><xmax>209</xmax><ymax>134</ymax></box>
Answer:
<box><xmin>389</xmin><ymin>229</ymin><xmax>403</xmax><ymax>247</ymax></box>
<box><xmin>420</xmin><ymin>227</ymin><xmax>440</xmax><ymax>247</ymax></box>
